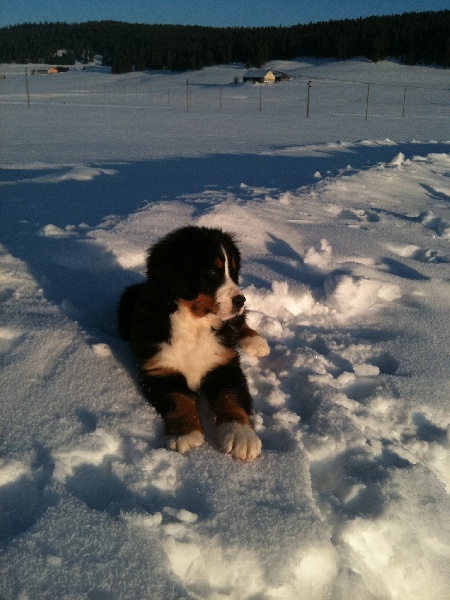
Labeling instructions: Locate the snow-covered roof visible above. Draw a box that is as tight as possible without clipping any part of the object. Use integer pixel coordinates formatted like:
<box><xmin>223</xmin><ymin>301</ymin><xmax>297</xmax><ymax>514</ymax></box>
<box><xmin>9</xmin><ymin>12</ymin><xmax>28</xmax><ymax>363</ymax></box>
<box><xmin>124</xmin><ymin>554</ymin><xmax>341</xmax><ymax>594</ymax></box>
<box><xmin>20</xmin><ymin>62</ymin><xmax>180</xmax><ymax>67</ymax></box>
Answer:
<box><xmin>243</xmin><ymin>69</ymin><xmax>292</xmax><ymax>80</ymax></box>
<box><xmin>244</xmin><ymin>69</ymin><xmax>274</xmax><ymax>78</ymax></box>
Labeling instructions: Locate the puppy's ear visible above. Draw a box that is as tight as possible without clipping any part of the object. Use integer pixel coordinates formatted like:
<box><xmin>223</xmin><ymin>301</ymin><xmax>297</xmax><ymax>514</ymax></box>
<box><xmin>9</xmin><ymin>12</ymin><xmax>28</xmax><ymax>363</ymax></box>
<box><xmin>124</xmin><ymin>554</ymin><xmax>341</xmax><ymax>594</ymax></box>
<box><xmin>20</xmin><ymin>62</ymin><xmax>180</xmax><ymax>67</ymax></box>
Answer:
<box><xmin>167</xmin><ymin>263</ymin><xmax>199</xmax><ymax>300</ymax></box>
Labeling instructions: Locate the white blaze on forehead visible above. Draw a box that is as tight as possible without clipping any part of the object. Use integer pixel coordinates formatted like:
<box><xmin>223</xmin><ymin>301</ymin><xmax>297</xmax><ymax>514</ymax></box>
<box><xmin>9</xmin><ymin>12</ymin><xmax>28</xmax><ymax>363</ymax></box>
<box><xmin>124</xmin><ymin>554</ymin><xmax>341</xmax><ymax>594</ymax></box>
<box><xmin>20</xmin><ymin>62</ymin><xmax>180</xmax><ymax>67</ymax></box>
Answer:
<box><xmin>215</xmin><ymin>245</ymin><xmax>243</xmax><ymax>319</ymax></box>
<box><xmin>222</xmin><ymin>245</ymin><xmax>232</xmax><ymax>280</ymax></box>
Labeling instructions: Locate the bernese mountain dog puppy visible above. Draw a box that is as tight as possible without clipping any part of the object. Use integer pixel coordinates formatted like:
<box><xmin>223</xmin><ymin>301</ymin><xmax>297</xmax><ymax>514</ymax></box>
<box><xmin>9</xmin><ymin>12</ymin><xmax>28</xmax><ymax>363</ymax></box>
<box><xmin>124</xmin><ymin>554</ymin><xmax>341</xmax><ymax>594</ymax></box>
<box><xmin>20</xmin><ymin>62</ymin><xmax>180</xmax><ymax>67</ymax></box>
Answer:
<box><xmin>118</xmin><ymin>226</ymin><xmax>270</xmax><ymax>461</ymax></box>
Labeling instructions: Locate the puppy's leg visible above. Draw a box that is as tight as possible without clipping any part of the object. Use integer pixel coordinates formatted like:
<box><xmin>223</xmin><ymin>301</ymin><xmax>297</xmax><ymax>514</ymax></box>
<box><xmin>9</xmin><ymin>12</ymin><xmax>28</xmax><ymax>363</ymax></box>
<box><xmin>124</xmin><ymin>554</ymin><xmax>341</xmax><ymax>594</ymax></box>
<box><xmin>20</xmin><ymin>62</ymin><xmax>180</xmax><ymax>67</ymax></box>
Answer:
<box><xmin>236</xmin><ymin>317</ymin><xmax>270</xmax><ymax>357</ymax></box>
<box><xmin>201</xmin><ymin>361</ymin><xmax>262</xmax><ymax>461</ymax></box>
<box><xmin>140</xmin><ymin>371</ymin><xmax>204</xmax><ymax>454</ymax></box>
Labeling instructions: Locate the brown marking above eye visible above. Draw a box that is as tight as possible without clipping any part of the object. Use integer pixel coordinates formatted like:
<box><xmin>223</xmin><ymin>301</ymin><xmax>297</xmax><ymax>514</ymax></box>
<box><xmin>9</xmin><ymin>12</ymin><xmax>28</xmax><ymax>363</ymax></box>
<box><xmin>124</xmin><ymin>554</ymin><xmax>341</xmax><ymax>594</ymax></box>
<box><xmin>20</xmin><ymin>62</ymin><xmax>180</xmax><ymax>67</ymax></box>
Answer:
<box><xmin>231</xmin><ymin>256</ymin><xmax>237</xmax><ymax>271</ymax></box>
<box><xmin>214</xmin><ymin>257</ymin><xmax>224</xmax><ymax>270</ymax></box>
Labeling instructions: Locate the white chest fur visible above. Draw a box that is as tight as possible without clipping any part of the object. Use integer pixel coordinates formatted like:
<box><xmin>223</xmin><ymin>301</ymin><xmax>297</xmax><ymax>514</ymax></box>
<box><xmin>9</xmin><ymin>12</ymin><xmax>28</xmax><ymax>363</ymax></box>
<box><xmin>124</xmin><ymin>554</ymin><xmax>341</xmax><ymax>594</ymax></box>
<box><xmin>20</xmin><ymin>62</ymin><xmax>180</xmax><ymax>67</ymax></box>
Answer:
<box><xmin>155</xmin><ymin>305</ymin><xmax>231</xmax><ymax>391</ymax></box>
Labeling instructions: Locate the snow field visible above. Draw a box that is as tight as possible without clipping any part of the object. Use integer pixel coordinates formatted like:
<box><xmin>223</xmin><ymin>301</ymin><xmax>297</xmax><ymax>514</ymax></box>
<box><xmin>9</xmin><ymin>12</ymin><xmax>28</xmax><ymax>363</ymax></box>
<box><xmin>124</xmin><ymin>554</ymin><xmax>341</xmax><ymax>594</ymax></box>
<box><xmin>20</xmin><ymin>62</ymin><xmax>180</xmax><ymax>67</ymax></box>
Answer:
<box><xmin>1</xmin><ymin>58</ymin><xmax>450</xmax><ymax>599</ymax></box>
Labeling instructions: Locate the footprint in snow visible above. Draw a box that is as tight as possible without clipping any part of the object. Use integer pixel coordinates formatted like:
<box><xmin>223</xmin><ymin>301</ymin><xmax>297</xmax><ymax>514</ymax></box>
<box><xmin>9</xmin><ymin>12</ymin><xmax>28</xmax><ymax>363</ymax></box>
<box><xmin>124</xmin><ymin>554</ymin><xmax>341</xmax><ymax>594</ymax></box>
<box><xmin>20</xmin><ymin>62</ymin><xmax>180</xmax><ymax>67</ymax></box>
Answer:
<box><xmin>0</xmin><ymin>445</ymin><xmax>55</xmax><ymax>540</ymax></box>
<box><xmin>389</xmin><ymin>244</ymin><xmax>449</xmax><ymax>264</ymax></box>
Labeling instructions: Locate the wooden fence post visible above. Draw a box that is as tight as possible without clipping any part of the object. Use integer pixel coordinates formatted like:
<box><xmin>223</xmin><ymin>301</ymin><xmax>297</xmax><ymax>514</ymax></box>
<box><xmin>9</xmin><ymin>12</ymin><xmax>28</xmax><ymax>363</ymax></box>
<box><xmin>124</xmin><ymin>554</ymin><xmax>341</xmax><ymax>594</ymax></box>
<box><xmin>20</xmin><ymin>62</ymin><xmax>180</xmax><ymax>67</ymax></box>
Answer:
<box><xmin>306</xmin><ymin>81</ymin><xmax>312</xmax><ymax>118</ymax></box>
<box><xmin>25</xmin><ymin>68</ymin><xmax>30</xmax><ymax>109</ymax></box>
<box><xmin>365</xmin><ymin>83</ymin><xmax>370</xmax><ymax>121</ymax></box>
<box><xmin>186</xmin><ymin>79</ymin><xmax>189</xmax><ymax>112</ymax></box>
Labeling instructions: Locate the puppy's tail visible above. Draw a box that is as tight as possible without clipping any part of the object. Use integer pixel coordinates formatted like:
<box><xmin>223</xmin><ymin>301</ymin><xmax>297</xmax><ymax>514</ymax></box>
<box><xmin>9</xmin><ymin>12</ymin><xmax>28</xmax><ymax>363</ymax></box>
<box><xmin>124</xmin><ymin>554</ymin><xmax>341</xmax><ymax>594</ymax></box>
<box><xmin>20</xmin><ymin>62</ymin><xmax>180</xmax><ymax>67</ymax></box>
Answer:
<box><xmin>117</xmin><ymin>283</ymin><xmax>145</xmax><ymax>340</ymax></box>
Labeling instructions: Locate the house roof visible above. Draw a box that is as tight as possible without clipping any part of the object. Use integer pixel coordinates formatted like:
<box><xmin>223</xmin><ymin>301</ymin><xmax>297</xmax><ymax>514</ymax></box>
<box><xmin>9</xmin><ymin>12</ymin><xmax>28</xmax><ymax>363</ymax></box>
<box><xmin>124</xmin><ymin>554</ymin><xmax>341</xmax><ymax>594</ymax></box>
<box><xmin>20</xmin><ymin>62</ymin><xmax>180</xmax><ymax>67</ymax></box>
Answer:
<box><xmin>244</xmin><ymin>69</ymin><xmax>275</xmax><ymax>78</ymax></box>
<box><xmin>243</xmin><ymin>69</ymin><xmax>292</xmax><ymax>80</ymax></box>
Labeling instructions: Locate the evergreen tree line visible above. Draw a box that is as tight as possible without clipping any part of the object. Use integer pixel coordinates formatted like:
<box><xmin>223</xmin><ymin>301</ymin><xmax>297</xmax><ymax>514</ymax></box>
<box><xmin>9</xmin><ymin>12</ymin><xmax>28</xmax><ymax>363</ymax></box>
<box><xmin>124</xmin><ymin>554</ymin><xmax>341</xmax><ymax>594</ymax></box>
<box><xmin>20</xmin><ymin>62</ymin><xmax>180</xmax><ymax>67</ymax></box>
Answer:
<box><xmin>0</xmin><ymin>11</ymin><xmax>449</xmax><ymax>74</ymax></box>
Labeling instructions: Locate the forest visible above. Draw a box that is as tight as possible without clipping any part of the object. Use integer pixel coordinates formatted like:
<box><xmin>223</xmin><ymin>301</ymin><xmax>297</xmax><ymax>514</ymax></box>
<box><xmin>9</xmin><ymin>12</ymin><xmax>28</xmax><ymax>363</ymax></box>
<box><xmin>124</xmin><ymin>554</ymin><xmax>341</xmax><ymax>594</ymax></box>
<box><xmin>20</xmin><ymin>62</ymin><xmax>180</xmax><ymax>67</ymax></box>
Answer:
<box><xmin>0</xmin><ymin>11</ymin><xmax>449</xmax><ymax>73</ymax></box>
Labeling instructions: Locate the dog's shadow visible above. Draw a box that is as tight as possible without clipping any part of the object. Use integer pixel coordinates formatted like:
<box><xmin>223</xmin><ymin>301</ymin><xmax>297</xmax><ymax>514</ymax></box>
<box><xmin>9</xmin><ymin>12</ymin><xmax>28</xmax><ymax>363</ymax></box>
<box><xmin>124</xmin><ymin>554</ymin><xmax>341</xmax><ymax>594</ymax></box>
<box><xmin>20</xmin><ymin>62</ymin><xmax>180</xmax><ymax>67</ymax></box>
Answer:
<box><xmin>9</xmin><ymin>226</ymin><xmax>150</xmax><ymax>397</ymax></box>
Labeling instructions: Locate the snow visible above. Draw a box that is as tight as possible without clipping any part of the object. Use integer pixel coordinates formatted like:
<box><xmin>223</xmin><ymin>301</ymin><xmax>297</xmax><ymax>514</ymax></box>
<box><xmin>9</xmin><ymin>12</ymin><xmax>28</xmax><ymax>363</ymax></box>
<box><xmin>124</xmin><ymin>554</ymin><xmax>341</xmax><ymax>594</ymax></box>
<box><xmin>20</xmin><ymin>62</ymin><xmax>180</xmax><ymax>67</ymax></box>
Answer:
<box><xmin>1</xmin><ymin>58</ymin><xmax>450</xmax><ymax>599</ymax></box>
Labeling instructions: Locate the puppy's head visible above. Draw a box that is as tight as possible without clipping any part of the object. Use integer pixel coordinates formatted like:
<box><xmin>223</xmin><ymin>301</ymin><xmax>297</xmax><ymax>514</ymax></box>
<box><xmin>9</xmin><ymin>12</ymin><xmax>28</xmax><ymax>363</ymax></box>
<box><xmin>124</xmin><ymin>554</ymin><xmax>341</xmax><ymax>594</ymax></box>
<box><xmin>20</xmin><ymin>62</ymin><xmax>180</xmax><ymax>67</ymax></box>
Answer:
<box><xmin>146</xmin><ymin>226</ymin><xmax>245</xmax><ymax>320</ymax></box>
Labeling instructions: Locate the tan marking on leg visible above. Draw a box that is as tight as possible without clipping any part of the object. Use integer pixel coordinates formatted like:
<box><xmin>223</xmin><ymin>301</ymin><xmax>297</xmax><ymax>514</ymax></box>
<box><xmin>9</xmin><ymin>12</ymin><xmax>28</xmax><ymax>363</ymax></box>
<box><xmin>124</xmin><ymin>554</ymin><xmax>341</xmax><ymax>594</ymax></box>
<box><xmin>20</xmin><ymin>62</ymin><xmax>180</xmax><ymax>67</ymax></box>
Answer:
<box><xmin>165</xmin><ymin>391</ymin><xmax>203</xmax><ymax>437</ymax></box>
<box><xmin>237</xmin><ymin>323</ymin><xmax>259</xmax><ymax>340</ymax></box>
<box><xmin>214</xmin><ymin>391</ymin><xmax>250</xmax><ymax>426</ymax></box>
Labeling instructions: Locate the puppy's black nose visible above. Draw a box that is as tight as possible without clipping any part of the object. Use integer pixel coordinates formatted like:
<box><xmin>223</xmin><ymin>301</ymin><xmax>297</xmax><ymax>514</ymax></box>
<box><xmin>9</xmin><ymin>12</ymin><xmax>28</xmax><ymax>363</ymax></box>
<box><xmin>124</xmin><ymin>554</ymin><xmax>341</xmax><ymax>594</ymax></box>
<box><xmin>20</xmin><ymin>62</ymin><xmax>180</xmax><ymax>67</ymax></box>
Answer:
<box><xmin>232</xmin><ymin>295</ymin><xmax>246</xmax><ymax>310</ymax></box>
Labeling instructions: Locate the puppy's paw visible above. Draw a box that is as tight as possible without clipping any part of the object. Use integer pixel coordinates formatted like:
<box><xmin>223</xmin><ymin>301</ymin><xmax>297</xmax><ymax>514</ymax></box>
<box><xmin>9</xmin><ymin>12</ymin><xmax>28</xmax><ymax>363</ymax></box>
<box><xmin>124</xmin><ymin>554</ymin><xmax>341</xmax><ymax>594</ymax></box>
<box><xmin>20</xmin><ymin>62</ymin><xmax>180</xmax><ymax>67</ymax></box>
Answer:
<box><xmin>239</xmin><ymin>334</ymin><xmax>270</xmax><ymax>357</ymax></box>
<box><xmin>217</xmin><ymin>422</ymin><xmax>262</xmax><ymax>461</ymax></box>
<box><xmin>167</xmin><ymin>430</ymin><xmax>204</xmax><ymax>454</ymax></box>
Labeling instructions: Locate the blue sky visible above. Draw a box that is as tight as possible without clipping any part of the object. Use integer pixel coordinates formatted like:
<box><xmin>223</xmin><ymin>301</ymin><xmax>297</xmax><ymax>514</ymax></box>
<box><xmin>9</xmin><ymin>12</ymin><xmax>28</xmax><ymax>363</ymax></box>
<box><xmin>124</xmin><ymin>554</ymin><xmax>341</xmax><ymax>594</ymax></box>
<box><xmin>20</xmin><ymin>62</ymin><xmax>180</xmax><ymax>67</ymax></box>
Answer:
<box><xmin>1</xmin><ymin>0</ymin><xmax>449</xmax><ymax>28</ymax></box>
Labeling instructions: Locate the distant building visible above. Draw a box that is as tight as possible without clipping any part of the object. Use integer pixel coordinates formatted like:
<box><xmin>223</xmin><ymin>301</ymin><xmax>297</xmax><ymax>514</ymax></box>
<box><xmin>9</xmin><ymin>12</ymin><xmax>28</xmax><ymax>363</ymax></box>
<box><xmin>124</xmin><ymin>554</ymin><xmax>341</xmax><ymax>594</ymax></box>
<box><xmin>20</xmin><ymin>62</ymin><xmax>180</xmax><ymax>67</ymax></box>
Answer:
<box><xmin>243</xmin><ymin>69</ymin><xmax>293</xmax><ymax>84</ymax></box>
<box><xmin>31</xmin><ymin>67</ymin><xmax>68</xmax><ymax>75</ymax></box>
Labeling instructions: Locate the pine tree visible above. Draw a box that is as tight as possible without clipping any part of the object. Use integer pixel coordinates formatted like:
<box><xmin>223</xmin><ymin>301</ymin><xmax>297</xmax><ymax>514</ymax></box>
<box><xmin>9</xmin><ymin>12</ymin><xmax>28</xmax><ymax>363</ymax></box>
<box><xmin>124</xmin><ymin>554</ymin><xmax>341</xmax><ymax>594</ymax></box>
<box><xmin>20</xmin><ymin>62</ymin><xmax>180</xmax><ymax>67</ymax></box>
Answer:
<box><xmin>1</xmin><ymin>12</ymin><xmax>449</xmax><ymax>72</ymax></box>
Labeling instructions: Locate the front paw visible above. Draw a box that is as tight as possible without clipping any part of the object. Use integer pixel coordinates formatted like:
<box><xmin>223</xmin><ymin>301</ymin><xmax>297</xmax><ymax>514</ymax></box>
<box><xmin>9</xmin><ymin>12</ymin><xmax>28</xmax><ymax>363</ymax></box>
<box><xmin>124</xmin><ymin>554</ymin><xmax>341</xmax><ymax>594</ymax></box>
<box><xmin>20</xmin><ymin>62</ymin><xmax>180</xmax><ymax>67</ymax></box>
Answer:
<box><xmin>167</xmin><ymin>430</ymin><xmax>204</xmax><ymax>454</ymax></box>
<box><xmin>239</xmin><ymin>334</ymin><xmax>270</xmax><ymax>357</ymax></box>
<box><xmin>217</xmin><ymin>422</ymin><xmax>262</xmax><ymax>461</ymax></box>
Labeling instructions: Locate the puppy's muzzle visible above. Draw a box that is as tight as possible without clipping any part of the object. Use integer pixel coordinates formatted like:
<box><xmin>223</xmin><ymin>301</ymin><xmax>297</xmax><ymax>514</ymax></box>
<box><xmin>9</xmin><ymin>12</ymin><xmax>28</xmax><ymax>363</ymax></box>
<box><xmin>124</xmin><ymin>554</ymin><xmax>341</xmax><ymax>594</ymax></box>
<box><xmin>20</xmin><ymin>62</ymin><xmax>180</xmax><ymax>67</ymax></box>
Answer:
<box><xmin>232</xmin><ymin>294</ymin><xmax>246</xmax><ymax>312</ymax></box>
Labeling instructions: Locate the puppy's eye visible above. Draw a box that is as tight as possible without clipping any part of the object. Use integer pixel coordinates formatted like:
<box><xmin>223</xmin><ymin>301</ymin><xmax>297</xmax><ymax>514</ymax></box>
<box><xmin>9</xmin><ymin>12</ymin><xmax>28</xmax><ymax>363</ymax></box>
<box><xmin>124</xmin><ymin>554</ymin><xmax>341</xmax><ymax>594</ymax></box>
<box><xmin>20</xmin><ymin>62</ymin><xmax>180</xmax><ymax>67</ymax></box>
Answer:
<box><xmin>207</xmin><ymin>268</ymin><xmax>217</xmax><ymax>276</ymax></box>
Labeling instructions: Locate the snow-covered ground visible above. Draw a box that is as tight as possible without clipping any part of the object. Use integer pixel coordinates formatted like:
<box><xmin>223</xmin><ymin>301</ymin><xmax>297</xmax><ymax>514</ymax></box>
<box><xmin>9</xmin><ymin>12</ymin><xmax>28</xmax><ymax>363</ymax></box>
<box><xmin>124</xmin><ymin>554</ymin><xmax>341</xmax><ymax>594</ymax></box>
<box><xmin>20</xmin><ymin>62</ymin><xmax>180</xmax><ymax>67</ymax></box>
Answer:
<box><xmin>1</xmin><ymin>58</ymin><xmax>449</xmax><ymax>599</ymax></box>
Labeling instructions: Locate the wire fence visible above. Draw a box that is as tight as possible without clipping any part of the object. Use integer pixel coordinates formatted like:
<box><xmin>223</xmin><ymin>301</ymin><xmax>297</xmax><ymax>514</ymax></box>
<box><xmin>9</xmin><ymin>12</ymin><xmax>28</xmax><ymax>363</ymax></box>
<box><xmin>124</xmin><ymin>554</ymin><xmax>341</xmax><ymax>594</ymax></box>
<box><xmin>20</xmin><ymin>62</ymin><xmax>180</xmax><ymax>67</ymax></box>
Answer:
<box><xmin>3</xmin><ymin>70</ymin><xmax>449</xmax><ymax>121</ymax></box>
